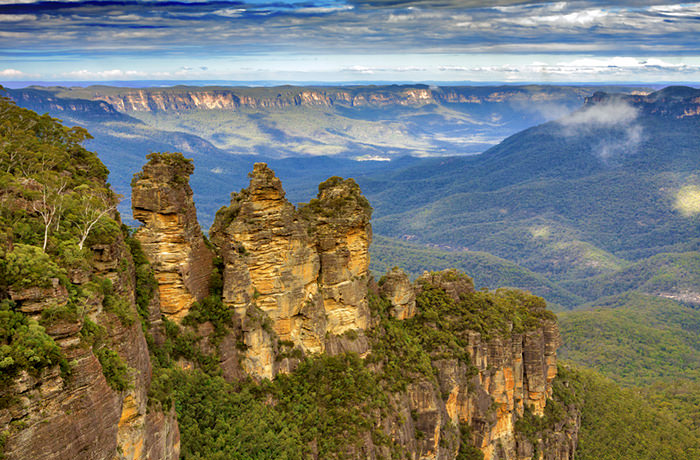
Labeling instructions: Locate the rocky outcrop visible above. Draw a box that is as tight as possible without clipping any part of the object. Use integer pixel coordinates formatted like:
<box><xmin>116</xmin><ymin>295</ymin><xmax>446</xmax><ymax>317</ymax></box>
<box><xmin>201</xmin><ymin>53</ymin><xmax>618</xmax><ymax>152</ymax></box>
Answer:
<box><xmin>0</xmin><ymin>229</ymin><xmax>179</xmax><ymax>460</ymax></box>
<box><xmin>209</xmin><ymin>164</ymin><xmax>372</xmax><ymax>379</ymax></box>
<box><xmin>301</xmin><ymin>176</ymin><xmax>373</xmax><ymax>336</ymax></box>
<box><xmin>132</xmin><ymin>152</ymin><xmax>213</xmax><ymax>322</ymax></box>
<box><xmin>370</xmin><ymin>270</ymin><xmax>576</xmax><ymax>460</ymax></box>
<box><xmin>379</xmin><ymin>268</ymin><xmax>417</xmax><ymax>320</ymax></box>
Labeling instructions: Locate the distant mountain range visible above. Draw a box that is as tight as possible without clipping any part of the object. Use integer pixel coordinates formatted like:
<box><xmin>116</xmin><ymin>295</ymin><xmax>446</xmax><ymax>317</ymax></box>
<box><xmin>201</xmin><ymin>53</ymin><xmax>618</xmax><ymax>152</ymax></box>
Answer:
<box><xmin>368</xmin><ymin>86</ymin><xmax>700</xmax><ymax>283</ymax></box>
<box><xmin>7</xmin><ymin>83</ymin><xmax>644</xmax><ymax>158</ymax></box>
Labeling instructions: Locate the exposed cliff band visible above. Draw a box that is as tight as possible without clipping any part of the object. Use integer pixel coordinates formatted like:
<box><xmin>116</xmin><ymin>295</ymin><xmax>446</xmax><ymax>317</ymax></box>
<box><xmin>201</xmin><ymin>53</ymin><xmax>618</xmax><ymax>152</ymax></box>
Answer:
<box><xmin>208</xmin><ymin>164</ymin><xmax>372</xmax><ymax>378</ymax></box>
<box><xmin>131</xmin><ymin>152</ymin><xmax>213</xmax><ymax>322</ymax></box>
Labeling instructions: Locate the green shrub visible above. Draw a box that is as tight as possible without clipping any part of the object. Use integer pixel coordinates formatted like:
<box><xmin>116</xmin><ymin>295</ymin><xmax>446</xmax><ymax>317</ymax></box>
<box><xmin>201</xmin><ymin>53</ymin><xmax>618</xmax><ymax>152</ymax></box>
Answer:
<box><xmin>95</xmin><ymin>347</ymin><xmax>131</xmax><ymax>391</ymax></box>
<box><xmin>0</xmin><ymin>301</ymin><xmax>66</xmax><ymax>384</ymax></box>
<box><xmin>125</xmin><ymin>233</ymin><xmax>157</xmax><ymax>325</ymax></box>
<box><xmin>0</xmin><ymin>244</ymin><xmax>65</xmax><ymax>290</ymax></box>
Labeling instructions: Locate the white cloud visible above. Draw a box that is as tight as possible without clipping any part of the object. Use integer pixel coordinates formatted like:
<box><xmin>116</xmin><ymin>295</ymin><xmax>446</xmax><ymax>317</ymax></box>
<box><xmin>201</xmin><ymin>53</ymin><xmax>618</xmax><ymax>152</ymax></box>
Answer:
<box><xmin>561</xmin><ymin>100</ymin><xmax>638</xmax><ymax>128</ymax></box>
<box><xmin>559</xmin><ymin>99</ymin><xmax>643</xmax><ymax>161</ymax></box>
<box><xmin>0</xmin><ymin>68</ymin><xmax>37</xmax><ymax>79</ymax></box>
<box><xmin>62</xmin><ymin>69</ymin><xmax>148</xmax><ymax>79</ymax></box>
<box><xmin>0</xmin><ymin>14</ymin><xmax>36</xmax><ymax>22</ymax></box>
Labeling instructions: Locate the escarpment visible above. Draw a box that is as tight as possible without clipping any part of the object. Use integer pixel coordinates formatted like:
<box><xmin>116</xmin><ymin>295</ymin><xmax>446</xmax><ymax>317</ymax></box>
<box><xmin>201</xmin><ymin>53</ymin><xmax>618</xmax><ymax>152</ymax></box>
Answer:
<box><xmin>0</xmin><ymin>98</ymin><xmax>178</xmax><ymax>460</ymax></box>
<box><xmin>131</xmin><ymin>152</ymin><xmax>213</xmax><ymax>322</ymax></box>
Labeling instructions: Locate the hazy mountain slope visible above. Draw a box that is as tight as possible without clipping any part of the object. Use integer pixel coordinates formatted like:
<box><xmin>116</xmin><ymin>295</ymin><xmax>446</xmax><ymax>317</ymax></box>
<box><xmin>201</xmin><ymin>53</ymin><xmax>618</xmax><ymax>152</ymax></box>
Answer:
<box><xmin>558</xmin><ymin>292</ymin><xmax>700</xmax><ymax>440</ymax></box>
<box><xmin>367</xmin><ymin>87</ymin><xmax>700</xmax><ymax>279</ymax></box>
<box><xmin>562</xmin><ymin>365</ymin><xmax>700</xmax><ymax>460</ymax></box>
<box><xmin>558</xmin><ymin>292</ymin><xmax>700</xmax><ymax>385</ymax></box>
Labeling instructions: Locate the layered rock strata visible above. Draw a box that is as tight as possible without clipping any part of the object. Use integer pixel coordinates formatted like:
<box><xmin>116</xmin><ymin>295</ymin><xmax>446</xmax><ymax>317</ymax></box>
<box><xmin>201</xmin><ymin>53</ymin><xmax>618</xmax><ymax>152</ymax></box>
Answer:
<box><xmin>387</xmin><ymin>270</ymin><xmax>574</xmax><ymax>460</ymax></box>
<box><xmin>1</xmin><ymin>227</ymin><xmax>179</xmax><ymax>460</ymax></box>
<box><xmin>209</xmin><ymin>164</ymin><xmax>372</xmax><ymax>378</ymax></box>
<box><xmin>132</xmin><ymin>153</ymin><xmax>213</xmax><ymax>321</ymax></box>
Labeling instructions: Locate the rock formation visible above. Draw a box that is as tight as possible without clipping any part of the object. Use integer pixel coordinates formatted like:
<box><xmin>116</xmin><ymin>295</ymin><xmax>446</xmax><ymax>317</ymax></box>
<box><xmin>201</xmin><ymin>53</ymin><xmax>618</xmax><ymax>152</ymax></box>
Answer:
<box><xmin>379</xmin><ymin>267</ymin><xmax>417</xmax><ymax>320</ymax></box>
<box><xmin>209</xmin><ymin>164</ymin><xmax>372</xmax><ymax>378</ymax></box>
<box><xmin>132</xmin><ymin>152</ymin><xmax>213</xmax><ymax>321</ymax></box>
<box><xmin>300</xmin><ymin>175</ymin><xmax>373</xmax><ymax>335</ymax></box>
<box><xmin>377</xmin><ymin>270</ymin><xmax>575</xmax><ymax>460</ymax></box>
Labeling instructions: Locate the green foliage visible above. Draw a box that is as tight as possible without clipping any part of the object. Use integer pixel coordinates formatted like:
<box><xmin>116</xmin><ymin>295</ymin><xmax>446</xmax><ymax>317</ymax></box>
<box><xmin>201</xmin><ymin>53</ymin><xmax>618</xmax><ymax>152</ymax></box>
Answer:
<box><xmin>125</xmin><ymin>233</ymin><xmax>157</xmax><ymax>325</ymax></box>
<box><xmin>95</xmin><ymin>347</ymin><xmax>131</xmax><ymax>392</ymax></box>
<box><xmin>558</xmin><ymin>292</ymin><xmax>700</xmax><ymax>441</ymax></box>
<box><xmin>150</xmin><ymin>368</ymin><xmax>305</xmax><ymax>460</ymax></box>
<box><xmin>561</xmin><ymin>251</ymin><xmax>700</xmax><ymax>301</ymax></box>
<box><xmin>40</xmin><ymin>302</ymin><xmax>80</xmax><ymax>326</ymax></box>
<box><xmin>96</xmin><ymin>277</ymin><xmax>137</xmax><ymax>326</ymax></box>
<box><xmin>565</xmin><ymin>365</ymin><xmax>700</xmax><ymax>460</ymax></box>
<box><xmin>456</xmin><ymin>423</ymin><xmax>484</xmax><ymax>460</ymax></box>
<box><xmin>367</xmin><ymin>296</ymin><xmax>438</xmax><ymax>390</ymax></box>
<box><xmin>132</xmin><ymin>151</ymin><xmax>194</xmax><ymax>187</ymax></box>
<box><xmin>558</xmin><ymin>292</ymin><xmax>700</xmax><ymax>386</ymax></box>
<box><xmin>0</xmin><ymin>244</ymin><xmax>65</xmax><ymax>290</ymax></box>
<box><xmin>0</xmin><ymin>300</ymin><xmax>66</xmax><ymax>384</ymax></box>
<box><xmin>151</xmin><ymin>353</ymin><xmax>390</xmax><ymax>460</ymax></box>
<box><xmin>0</xmin><ymin>96</ymin><xmax>119</xmax><ymax>254</ymax></box>
<box><xmin>80</xmin><ymin>318</ymin><xmax>107</xmax><ymax>349</ymax></box>
<box><xmin>182</xmin><ymin>295</ymin><xmax>234</xmax><ymax>340</ymax></box>
<box><xmin>299</xmin><ymin>176</ymin><xmax>372</xmax><ymax>222</ymax></box>
<box><xmin>413</xmin><ymin>275</ymin><xmax>554</xmax><ymax>340</ymax></box>
<box><xmin>272</xmin><ymin>353</ymin><xmax>389</xmax><ymax>456</ymax></box>
<box><xmin>151</xmin><ymin>318</ymin><xmax>221</xmax><ymax>375</ymax></box>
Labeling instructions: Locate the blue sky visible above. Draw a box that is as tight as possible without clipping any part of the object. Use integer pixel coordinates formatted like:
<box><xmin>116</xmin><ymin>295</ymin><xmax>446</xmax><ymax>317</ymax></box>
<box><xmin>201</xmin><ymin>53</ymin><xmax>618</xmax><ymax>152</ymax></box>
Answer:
<box><xmin>1</xmin><ymin>0</ymin><xmax>700</xmax><ymax>83</ymax></box>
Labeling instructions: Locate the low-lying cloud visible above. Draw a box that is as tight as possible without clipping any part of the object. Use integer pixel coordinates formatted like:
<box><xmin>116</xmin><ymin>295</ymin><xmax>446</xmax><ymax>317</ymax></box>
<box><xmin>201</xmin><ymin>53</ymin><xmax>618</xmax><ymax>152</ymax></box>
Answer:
<box><xmin>558</xmin><ymin>99</ymin><xmax>643</xmax><ymax>161</ymax></box>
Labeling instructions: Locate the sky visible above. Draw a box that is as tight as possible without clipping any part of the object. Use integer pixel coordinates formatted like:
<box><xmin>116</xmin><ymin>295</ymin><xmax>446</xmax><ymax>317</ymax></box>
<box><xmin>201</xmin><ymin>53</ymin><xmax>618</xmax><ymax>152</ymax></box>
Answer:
<box><xmin>1</xmin><ymin>0</ymin><xmax>700</xmax><ymax>84</ymax></box>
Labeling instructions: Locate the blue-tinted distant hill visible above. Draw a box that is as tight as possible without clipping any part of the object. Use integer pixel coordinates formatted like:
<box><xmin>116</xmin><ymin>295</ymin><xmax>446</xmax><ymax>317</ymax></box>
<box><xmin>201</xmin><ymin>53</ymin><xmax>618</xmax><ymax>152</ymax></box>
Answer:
<box><xmin>367</xmin><ymin>86</ymin><xmax>700</xmax><ymax>281</ymax></box>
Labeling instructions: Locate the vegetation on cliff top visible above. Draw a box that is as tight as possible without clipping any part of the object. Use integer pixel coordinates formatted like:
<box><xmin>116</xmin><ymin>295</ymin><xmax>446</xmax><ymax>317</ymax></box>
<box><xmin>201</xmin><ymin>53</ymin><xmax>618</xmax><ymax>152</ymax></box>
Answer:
<box><xmin>0</xmin><ymin>95</ymin><xmax>132</xmax><ymax>393</ymax></box>
<box><xmin>149</xmin><ymin>270</ymin><xmax>560</xmax><ymax>459</ymax></box>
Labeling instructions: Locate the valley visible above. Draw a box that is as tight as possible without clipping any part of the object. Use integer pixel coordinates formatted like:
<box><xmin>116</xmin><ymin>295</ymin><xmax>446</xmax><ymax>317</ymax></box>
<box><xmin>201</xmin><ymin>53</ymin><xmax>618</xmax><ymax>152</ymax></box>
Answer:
<box><xmin>2</xmin><ymin>83</ymin><xmax>700</xmax><ymax>460</ymax></box>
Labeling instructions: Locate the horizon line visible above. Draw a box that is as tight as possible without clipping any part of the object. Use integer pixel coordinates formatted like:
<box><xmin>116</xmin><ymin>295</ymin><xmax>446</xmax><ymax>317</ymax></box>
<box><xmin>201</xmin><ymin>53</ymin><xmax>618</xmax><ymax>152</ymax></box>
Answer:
<box><xmin>3</xmin><ymin>80</ymin><xmax>700</xmax><ymax>90</ymax></box>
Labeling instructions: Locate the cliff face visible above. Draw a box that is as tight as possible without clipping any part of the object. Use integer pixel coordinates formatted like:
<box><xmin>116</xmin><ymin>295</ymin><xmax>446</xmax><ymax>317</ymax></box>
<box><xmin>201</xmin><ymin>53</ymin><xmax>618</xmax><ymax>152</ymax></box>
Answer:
<box><xmin>0</xmin><ymin>98</ymin><xmax>179</xmax><ymax>460</ymax></box>
<box><xmin>131</xmin><ymin>153</ymin><xmax>213</xmax><ymax>322</ymax></box>
<box><xmin>373</xmin><ymin>271</ymin><xmax>576</xmax><ymax>460</ymax></box>
<box><xmin>91</xmin><ymin>87</ymin><xmax>436</xmax><ymax>112</ymax></box>
<box><xmin>209</xmin><ymin>164</ymin><xmax>372</xmax><ymax>378</ymax></box>
<box><xmin>1</xmin><ymin>221</ymin><xmax>179</xmax><ymax>460</ymax></box>
<box><xmin>84</xmin><ymin>86</ymin><xmax>592</xmax><ymax>114</ymax></box>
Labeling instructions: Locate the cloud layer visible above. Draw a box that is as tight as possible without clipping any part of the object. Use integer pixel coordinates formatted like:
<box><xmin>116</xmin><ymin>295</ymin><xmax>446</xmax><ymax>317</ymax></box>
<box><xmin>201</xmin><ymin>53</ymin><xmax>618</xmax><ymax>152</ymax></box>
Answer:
<box><xmin>0</xmin><ymin>0</ymin><xmax>699</xmax><ymax>81</ymax></box>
